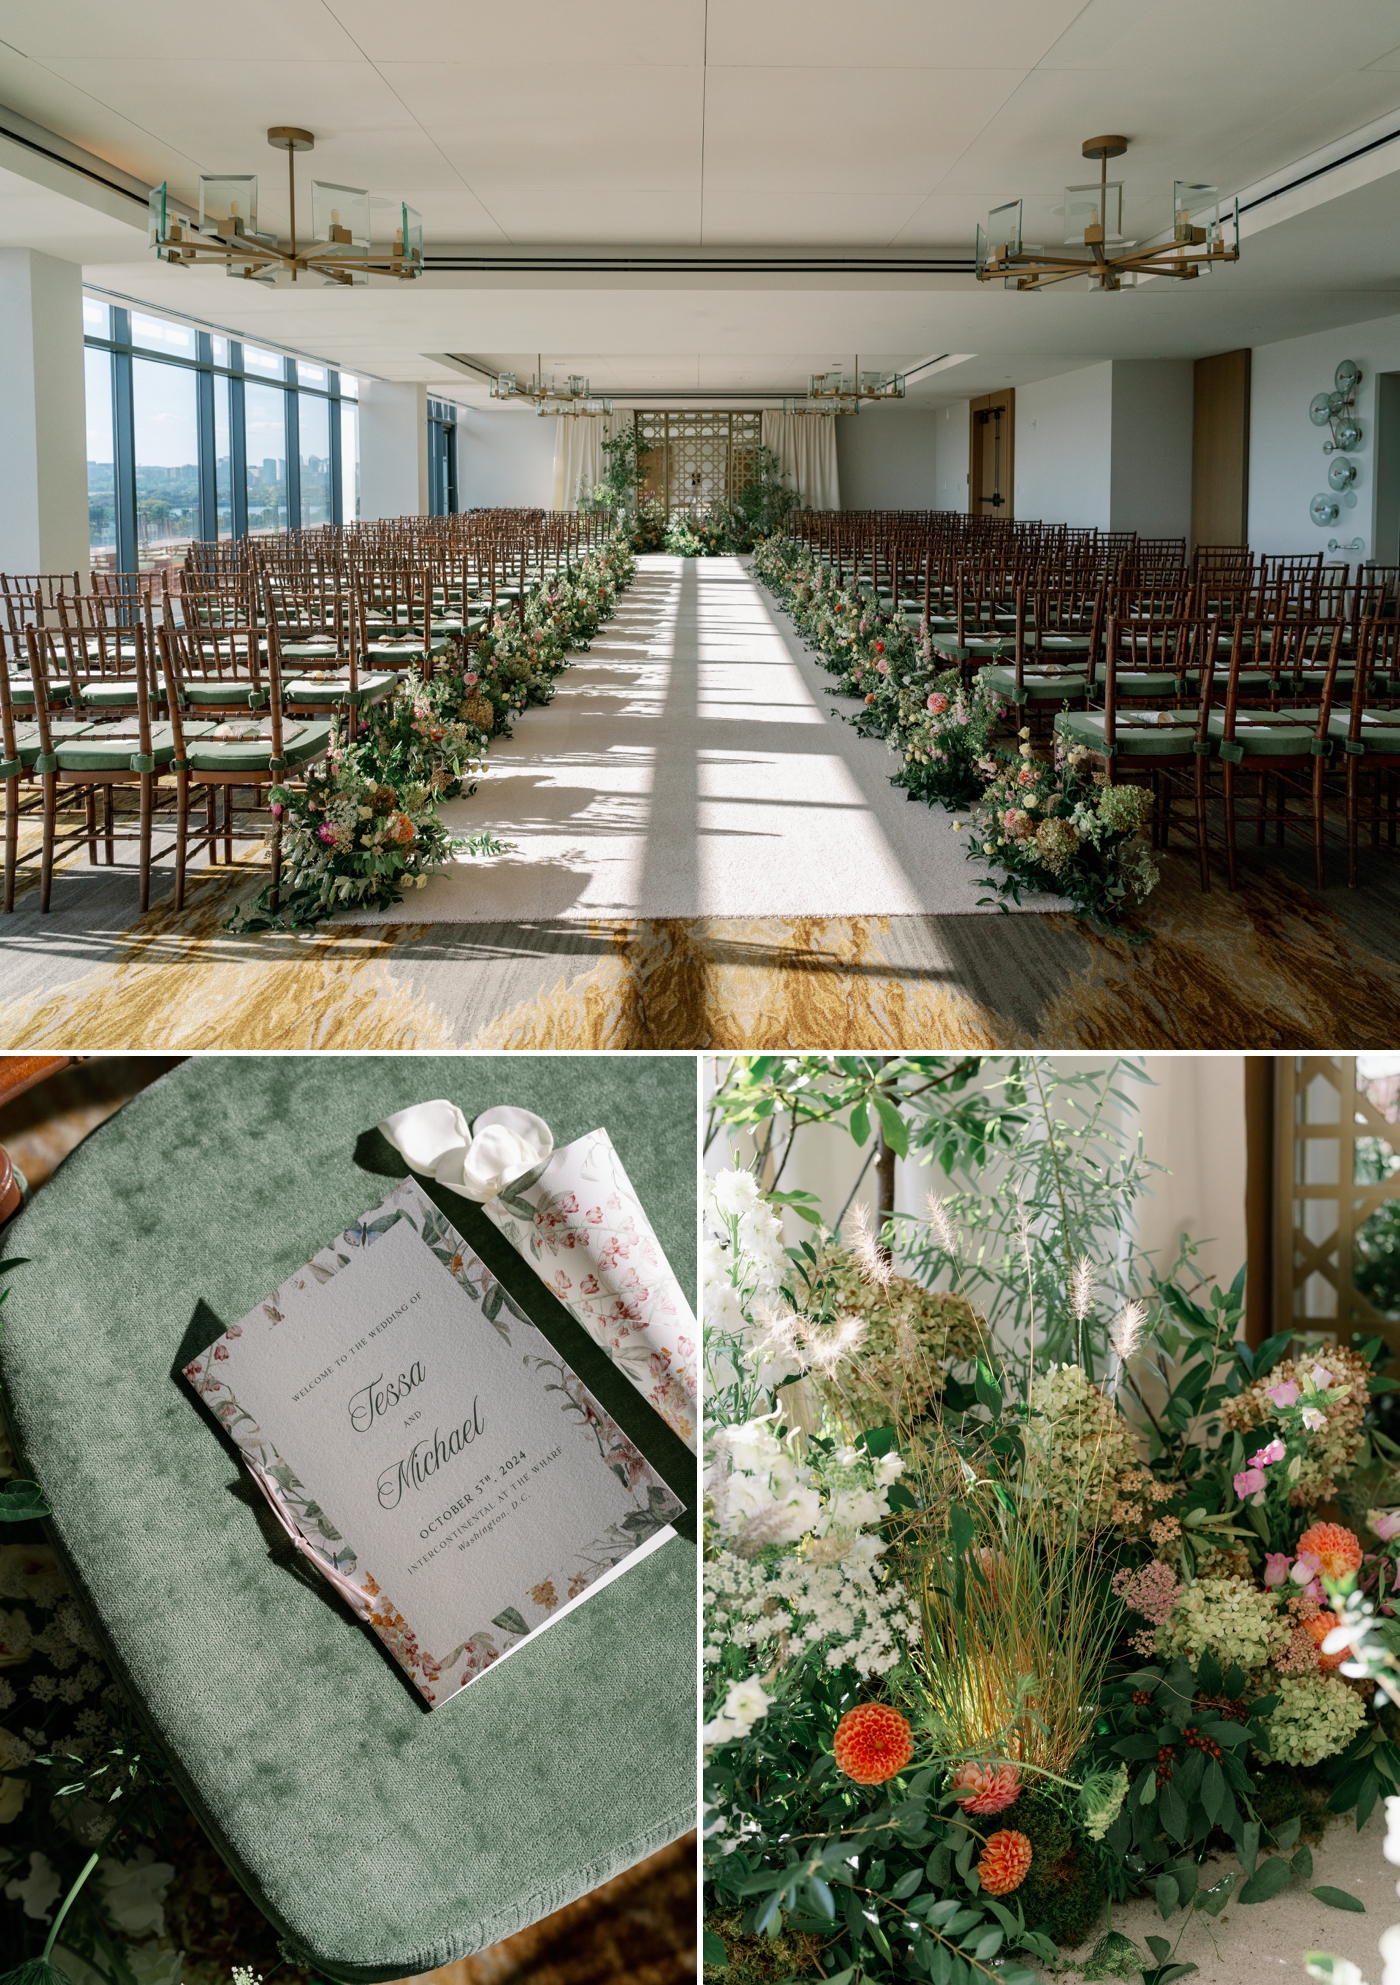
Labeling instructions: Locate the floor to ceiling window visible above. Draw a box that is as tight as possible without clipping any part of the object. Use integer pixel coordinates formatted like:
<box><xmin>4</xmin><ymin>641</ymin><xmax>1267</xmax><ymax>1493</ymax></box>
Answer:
<box><xmin>427</xmin><ymin>398</ymin><xmax>458</xmax><ymax>516</ymax></box>
<box><xmin>81</xmin><ymin>300</ymin><xmax>359</xmax><ymax>570</ymax></box>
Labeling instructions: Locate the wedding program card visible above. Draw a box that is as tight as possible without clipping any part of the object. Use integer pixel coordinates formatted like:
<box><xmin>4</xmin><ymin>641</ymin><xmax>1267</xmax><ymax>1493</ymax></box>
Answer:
<box><xmin>184</xmin><ymin>1178</ymin><xmax>685</xmax><ymax>1706</ymax></box>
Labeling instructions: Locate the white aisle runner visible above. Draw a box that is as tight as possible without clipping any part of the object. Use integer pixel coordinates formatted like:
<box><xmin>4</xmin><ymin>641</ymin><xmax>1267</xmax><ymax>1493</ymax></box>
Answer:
<box><xmin>348</xmin><ymin>553</ymin><xmax>1055</xmax><ymax>922</ymax></box>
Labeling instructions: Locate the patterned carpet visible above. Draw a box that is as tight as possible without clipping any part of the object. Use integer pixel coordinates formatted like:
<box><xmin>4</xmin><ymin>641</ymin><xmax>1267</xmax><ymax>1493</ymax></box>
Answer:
<box><xmin>0</xmin><ymin>839</ymin><xmax>1397</xmax><ymax>1047</ymax></box>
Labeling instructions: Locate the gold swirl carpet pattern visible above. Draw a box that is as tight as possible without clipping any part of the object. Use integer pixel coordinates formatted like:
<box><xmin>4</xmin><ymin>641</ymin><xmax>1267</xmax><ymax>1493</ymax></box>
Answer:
<box><xmin>0</xmin><ymin>844</ymin><xmax>1396</xmax><ymax>1047</ymax></box>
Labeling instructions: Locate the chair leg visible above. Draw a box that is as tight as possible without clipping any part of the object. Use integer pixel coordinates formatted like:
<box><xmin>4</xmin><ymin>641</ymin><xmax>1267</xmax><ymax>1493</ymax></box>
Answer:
<box><xmin>174</xmin><ymin>771</ymin><xmax>189</xmax><ymax>912</ymax></box>
<box><xmin>40</xmin><ymin>770</ymin><xmax>56</xmax><ymax>913</ymax></box>
<box><xmin>1312</xmin><ymin>761</ymin><xmax>1325</xmax><ymax>891</ymax></box>
<box><xmin>1222</xmin><ymin>763</ymin><xmax>1238</xmax><ymax>890</ymax></box>
<box><xmin>139</xmin><ymin>771</ymin><xmax>153</xmax><ymax>914</ymax></box>
<box><xmin>102</xmin><ymin>783</ymin><xmax>115</xmax><ymax>865</ymax></box>
<box><xmin>2</xmin><ymin>777</ymin><xmax>16</xmax><ymax>914</ymax></box>
<box><xmin>206</xmin><ymin>785</ymin><xmax>218</xmax><ymax>865</ymax></box>
<box><xmin>1194</xmin><ymin>756</ymin><xmax>1211</xmax><ymax>893</ymax></box>
<box><xmin>1347</xmin><ymin>760</ymin><xmax>1360</xmax><ymax>889</ymax></box>
<box><xmin>269</xmin><ymin>802</ymin><xmax>283</xmax><ymax>914</ymax></box>
<box><xmin>84</xmin><ymin>786</ymin><xmax>97</xmax><ymax>864</ymax></box>
<box><xmin>223</xmin><ymin>784</ymin><xmax>233</xmax><ymax>865</ymax></box>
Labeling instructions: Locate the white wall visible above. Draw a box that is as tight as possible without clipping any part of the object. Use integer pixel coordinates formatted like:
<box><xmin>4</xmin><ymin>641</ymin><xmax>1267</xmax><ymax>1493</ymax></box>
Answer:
<box><xmin>358</xmin><ymin>380</ymin><xmax>428</xmax><ymax>519</ymax></box>
<box><xmin>1015</xmin><ymin>363</ymin><xmax>1114</xmax><ymax>526</ymax></box>
<box><xmin>835</xmin><ymin>408</ymin><xmax>940</xmax><ymax>508</ymax></box>
<box><xmin>1110</xmin><ymin>360</ymin><xmax>1194</xmax><ymax>539</ymax></box>
<box><xmin>0</xmin><ymin>248</ymin><xmax>88</xmax><ymax>580</ymax></box>
<box><xmin>1248</xmin><ymin>311</ymin><xmax>1400</xmax><ymax>559</ymax></box>
<box><xmin>934</xmin><ymin>403</ymin><xmax>969</xmax><ymax>512</ymax></box>
<box><xmin>459</xmin><ymin>408</ymin><xmax>557</xmax><ymax>509</ymax></box>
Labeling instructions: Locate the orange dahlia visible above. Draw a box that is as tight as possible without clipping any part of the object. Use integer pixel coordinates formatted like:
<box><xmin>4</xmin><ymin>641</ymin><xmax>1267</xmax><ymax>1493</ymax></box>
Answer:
<box><xmin>833</xmin><ymin>1704</ymin><xmax>913</xmax><ymax>1785</ymax></box>
<box><xmin>977</xmin><ymin>1829</ymin><xmax>1033</xmax><ymax>1896</ymax></box>
<box><xmin>1296</xmin><ymin>1521</ymin><xmax>1364</xmax><ymax>1580</ymax></box>
<box><xmin>1302</xmin><ymin>1612</ymin><xmax>1346</xmax><ymax>1671</ymax></box>
<box><xmin>949</xmin><ymin>1760</ymin><xmax>1021</xmax><ymax>1815</ymax></box>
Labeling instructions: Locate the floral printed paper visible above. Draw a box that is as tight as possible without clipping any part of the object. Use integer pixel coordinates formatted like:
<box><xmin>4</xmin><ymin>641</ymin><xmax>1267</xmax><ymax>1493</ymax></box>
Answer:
<box><xmin>480</xmin><ymin>1130</ymin><xmax>698</xmax><ymax>1452</ymax></box>
<box><xmin>183</xmin><ymin>1178</ymin><xmax>684</xmax><ymax>1707</ymax></box>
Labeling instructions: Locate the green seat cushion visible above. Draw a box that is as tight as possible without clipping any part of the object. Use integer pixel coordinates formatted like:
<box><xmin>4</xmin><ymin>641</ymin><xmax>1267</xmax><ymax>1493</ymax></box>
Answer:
<box><xmin>1055</xmin><ymin>709</ymin><xmax>1206</xmax><ymax>757</ymax></box>
<box><xmin>183</xmin><ymin>720</ymin><xmax>332</xmax><ymax>773</ymax></box>
<box><xmin>364</xmin><ymin>638</ymin><xmax>451</xmax><ymax>661</ymax></box>
<box><xmin>77</xmin><ymin>679</ymin><xmax>169</xmax><ymax>709</ymax></box>
<box><xmin>281</xmin><ymin>643</ymin><xmax>347</xmax><ymax>662</ymax></box>
<box><xmin>1328</xmin><ymin>714</ymin><xmax>1400</xmax><ymax>754</ymax></box>
<box><xmin>53</xmin><ymin>721</ymin><xmax>191</xmax><ymax>771</ymax></box>
<box><xmin>932</xmin><ymin>637</ymin><xmax>1014</xmax><ymax>662</ymax></box>
<box><xmin>5</xmin><ymin>673</ymin><xmax>71</xmax><ymax>708</ymax></box>
<box><xmin>981</xmin><ymin>664</ymin><xmax>1089</xmax><ymax>704</ymax></box>
<box><xmin>1207</xmin><ymin>708</ymin><xmax>1324</xmax><ymax>757</ymax></box>
<box><xmin>281</xmin><ymin>672</ymin><xmax>396</xmax><ymax>705</ymax></box>
<box><xmin>1033</xmin><ymin>633</ymin><xmax>1092</xmax><ymax>653</ymax></box>
<box><xmin>181</xmin><ymin>680</ymin><xmax>271</xmax><ymax>707</ymax></box>
<box><xmin>8</xmin><ymin>720</ymin><xmax>100</xmax><ymax>768</ymax></box>
<box><xmin>0</xmin><ymin>1056</ymin><xmax>696</xmax><ymax>1983</ymax></box>
<box><xmin>1110</xmin><ymin>670</ymin><xmax>1202</xmax><ymax>693</ymax></box>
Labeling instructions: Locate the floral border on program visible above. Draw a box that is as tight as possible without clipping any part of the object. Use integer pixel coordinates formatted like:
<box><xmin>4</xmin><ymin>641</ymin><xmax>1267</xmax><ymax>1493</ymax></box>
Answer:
<box><xmin>483</xmin><ymin>1129</ymin><xmax>698</xmax><ymax>1451</ymax></box>
<box><xmin>183</xmin><ymin>1177</ymin><xmax>683</xmax><ymax>1705</ymax></box>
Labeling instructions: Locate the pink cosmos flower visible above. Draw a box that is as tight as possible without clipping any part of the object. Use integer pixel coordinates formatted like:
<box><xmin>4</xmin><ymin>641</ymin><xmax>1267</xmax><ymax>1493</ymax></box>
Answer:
<box><xmin>1234</xmin><ymin>1467</ymin><xmax>1266</xmax><ymax>1499</ymax></box>
<box><xmin>1267</xmin><ymin>1379</ymin><xmax>1300</xmax><ymax>1409</ymax></box>
<box><xmin>1264</xmin><ymin>1552</ymin><xmax>1292</xmax><ymax>1587</ymax></box>
<box><xmin>1250</xmin><ymin>1439</ymin><xmax>1286</xmax><ymax>1468</ymax></box>
<box><xmin>1370</xmin><ymin>1511</ymin><xmax>1400</xmax><ymax>1542</ymax></box>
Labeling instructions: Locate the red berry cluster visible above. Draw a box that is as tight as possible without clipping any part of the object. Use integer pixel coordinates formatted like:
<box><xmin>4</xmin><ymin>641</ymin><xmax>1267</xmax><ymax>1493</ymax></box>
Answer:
<box><xmin>1155</xmin><ymin>1745</ymin><xmax>1177</xmax><ymax>1786</ymax></box>
<box><xmin>1131</xmin><ymin>1690</ymin><xmax>1155</xmax><ymax>1706</ymax></box>
<box><xmin>1182</xmin><ymin>1724</ymin><xmax>1224</xmax><ymax>1761</ymax></box>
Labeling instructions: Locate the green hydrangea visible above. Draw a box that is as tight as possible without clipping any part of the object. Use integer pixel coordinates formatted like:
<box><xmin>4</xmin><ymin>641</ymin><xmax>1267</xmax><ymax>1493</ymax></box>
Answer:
<box><xmin>1157</xmin><ymin>1576</ymin><xmax>1288</xmax><ymax>1674</ymax></box>
<box><xmin>1261</xmin><ymin>1673</ymin><xmax>1368</xmax><ymax>1766</ymax></box>
<box><xmin>1096</xmin><ymin>783</ymin><xmax>1153</xmax><ymax>834</ymax></box>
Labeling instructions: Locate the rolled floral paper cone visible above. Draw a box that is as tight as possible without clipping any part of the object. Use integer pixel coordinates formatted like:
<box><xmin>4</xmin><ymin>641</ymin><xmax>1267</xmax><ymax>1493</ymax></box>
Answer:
<box><xmin>479</xmin><ymin>1128</ymin><xmax>698</xmax><ymax>1452</ymax></box>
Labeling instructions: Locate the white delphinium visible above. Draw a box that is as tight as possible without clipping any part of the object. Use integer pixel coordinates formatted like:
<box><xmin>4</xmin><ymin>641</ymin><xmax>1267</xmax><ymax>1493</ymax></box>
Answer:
<box><xmin>706</xmin><ymin>1415</ymin><xmax>823</xmax><ymax>1556</ymax></box>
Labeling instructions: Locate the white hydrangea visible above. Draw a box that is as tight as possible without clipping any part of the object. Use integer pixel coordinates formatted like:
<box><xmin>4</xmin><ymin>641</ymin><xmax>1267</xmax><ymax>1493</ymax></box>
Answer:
<box><xmin>706</xmin><ymin>1416</ymin><xmax>823</xmax><ymax>1554</ymax></box>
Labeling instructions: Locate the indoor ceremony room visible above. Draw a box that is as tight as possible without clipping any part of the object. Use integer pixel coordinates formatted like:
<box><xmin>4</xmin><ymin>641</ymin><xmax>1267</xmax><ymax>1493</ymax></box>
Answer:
<box><xmin>1</xmin><ymin>1</ymin><xmax>1400</xmax><ymax>1048</ymax></box>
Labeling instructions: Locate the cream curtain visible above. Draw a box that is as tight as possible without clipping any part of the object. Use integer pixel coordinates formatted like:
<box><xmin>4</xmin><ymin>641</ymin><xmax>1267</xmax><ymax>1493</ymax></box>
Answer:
<box><xmin>551</xmin><ymin>409</ymin><xmax>632</xmax><ymax>511</ymax></box>
<box><xmin>761</xmin><ymin>411</ymin><xmax>840</xmax><ymax>511</ymax></box>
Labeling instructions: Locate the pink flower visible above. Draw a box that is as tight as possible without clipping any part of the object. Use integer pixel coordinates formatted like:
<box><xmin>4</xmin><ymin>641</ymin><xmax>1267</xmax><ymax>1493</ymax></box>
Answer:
<box><xmin>1310</xmin><ymin>1365</ymin><xmax>1334</xmax><ymax>1390</ymax></box>
<box><xmin>1370</xmin><ymin>1510</ymin><xmax>1400</xmax><ymax>1542</ymax></box>
<box><xmin>876</xmin><ymin>658</ymin><xmax>890</xmax><ymax>674</ymax></box>
<box><xmin>1234</xmin><ymin>1467</ymin><xmax>1266</xmax><ymax>1499</ymax></box>
<box><xmin>1264</xmin><ymin>1552</ymin><xmax>1292</xmax><ymax>1587</ymax></box>
<box><xmin>1250</xmin><ymin>1438</ymin><xmax>1286</xmax><ymax>1468</ymax></box>
<box><xmin>1267</xmin><ymin>1379</ymin><xmax>1300</xmax><ymax>1409</ymax></box>
<box><xmin>1292</xmin><ymin>1551</ymin><xmax>1322</xmax><ymax>1586</ymax></box>
<box><xmin>317</xmin><ymin>822</ymin><xmax>337</xmax><ymax>844</ymax></box>
<box><xmin>270</xmin><ymin>802</ymin><xmax>283</xmax><ymax>818</ymax></box>
<box><xmin>927</xmin><ymin>691</ymin><xmax>949</xmax><ymax>715</ymax></box>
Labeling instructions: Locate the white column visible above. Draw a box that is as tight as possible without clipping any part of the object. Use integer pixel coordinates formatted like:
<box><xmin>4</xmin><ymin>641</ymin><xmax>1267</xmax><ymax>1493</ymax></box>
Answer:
<box><xmin>358</xmin><ymin>380</ymin><xmax>428</xmax><ymax>519</ymax></box>
<box><xmin>0</xmin><ymin>249</ymin><xmax>89</xmax><ymax>581</ymax></box>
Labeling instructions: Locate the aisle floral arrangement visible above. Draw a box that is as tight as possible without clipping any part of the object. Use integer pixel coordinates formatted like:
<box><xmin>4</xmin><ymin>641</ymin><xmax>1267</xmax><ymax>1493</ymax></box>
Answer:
<box><xmin>962</xmin><ymin>740</ymin><xmax>1160</xmax><ymax>926</ymax></box>
<box><xmin>228</xmin><ymin>533</ymin><xmax>635</xmax><ymax>931</ymax></box>
<box><xmin>702</xmin><ymin>1054</ymin><xmax>1398</xmax><ymax>1985</ymax></box>
<box><xmin>751</xmin><ymin>534</ymin><xmax>1159</xmax><ymax>930</ymax></box>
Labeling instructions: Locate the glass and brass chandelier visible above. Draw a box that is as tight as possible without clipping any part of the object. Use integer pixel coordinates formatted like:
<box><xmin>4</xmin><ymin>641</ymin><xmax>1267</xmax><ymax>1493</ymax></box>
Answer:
<box><xmin>976</xmin><ymin>136</ymin><xmax>1240</xmax><ymax>292</ymax></box>
<box><xmin>148</xmin><ymin>128</ymin><xmax>423</xmax><ymax>285</ymax></box>
<box><xmin>491</xmin><ymin>358</ymin><xmax>613</xmax><ymax>416</ymax></box>
<box><xmin>783</xmin><ymin>357</ymin><xmax>906</xmax><ymax>415</ymax></box>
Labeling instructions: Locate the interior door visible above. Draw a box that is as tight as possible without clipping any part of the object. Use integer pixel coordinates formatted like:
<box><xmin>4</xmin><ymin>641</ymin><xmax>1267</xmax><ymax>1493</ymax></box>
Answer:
<box><xmin>969</xmin><ymin>390</ymin><xmax>1015</xmax><ymax>518</ymax></box>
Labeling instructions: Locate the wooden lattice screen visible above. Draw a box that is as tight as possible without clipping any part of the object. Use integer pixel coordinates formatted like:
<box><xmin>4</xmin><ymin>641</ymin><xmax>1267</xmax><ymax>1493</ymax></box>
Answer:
<box><xmin>1273</xmin><ymin>1055</ymin><xmax>1400</xmax><ymax>1348</ymax></box>
<box><xmin>635</xmin><ymin>411</ymin><xmax>762</xmax><ymax>518</ymax></box>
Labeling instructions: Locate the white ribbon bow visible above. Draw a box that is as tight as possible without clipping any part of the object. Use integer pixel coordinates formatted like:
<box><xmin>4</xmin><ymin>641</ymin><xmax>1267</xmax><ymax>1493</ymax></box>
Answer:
<box><xmin>377</xmin><ymin>1101</ymin><xmax>554</xmax><ymax>1202</ymax></box>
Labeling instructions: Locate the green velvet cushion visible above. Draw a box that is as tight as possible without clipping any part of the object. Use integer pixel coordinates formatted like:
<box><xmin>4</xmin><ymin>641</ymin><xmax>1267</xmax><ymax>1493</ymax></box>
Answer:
<box><xmin>8</xmin><ymin>721</ymin><xmax>96</xmax><ymax>767</ymax></box>
<box><xmin>182</xmin><ymin>721</ymin><xmax>332</xmax><ymax>773</ymax></box>
<box><xmin>54</xmin><ymin>722</ymin><xmax>186</xmax><ymax>771</ymax></box>
<box><xmin>1330</xmin><ymin>716</ymin><xmax>1400</xmax><ymax>752</ymax></box>
<box><xmin>1207</xmin><ymin>708</ymin><xmax>1323</xmax><ymax>757</ymax></box>
<box><xmin>0</xmin><ymin>1056</ymin><xmax>696</xmax><ymax>1983</ymax></box>
<box><xmin>181</xmin><ymin>680</ymin><xmax>269</xmax><ymax>707</ymax></box>
<box><xmin>5</xmin><ymin>674</ymin><xmax>71</xmax><ymax>708</ymax></box>
<box><xmin>981</xmin><ymin>664</ymin><xmax>1089</xmax><ymax>704</ymax></box>
<box><xmin>281</xmin><ymin>673</ymin><xmax>396</xmax><ymax>705</ymax></box>
<box><xmin>1055</xmin><ymin>709</ymin><xmax>1206</xmax><ymax>757</ymax></box>
<box><xmin>77</xmin><ymin>680</ymin><xmax>169</xmax><ymax>708</ymax></box>
<box><xmin>931</xmin><ymin>636</ymin><xmax>1014</xmax><ymax>662</ymax></box>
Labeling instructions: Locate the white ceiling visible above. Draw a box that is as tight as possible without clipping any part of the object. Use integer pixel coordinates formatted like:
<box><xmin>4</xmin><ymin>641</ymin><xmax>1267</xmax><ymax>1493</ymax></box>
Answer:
<box><xmin>2</xmin><ymin>0</ymin><xmax>1400</xmax><ymax>399</ymax></box>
